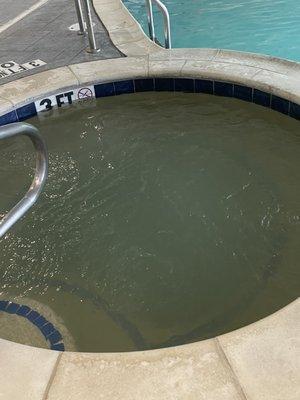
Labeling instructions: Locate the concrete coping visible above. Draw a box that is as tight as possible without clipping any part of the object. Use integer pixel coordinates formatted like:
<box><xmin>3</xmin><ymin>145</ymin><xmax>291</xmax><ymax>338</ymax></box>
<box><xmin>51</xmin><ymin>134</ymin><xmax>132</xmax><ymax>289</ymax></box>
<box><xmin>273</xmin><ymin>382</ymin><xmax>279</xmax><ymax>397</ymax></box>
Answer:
<box><xmin>0</xmin><ymin>49</ymin><xmax>300</xmax><ymax>113</ymax></box>
<box><xmin>0</xmin><ymin>298</ymin><xmax>298</xmax><ymax>400</ymax></box>
<box><xmin>0</xmin><ymin>1</ymin><xmax>299</xmax><ymax>399</ymax></box>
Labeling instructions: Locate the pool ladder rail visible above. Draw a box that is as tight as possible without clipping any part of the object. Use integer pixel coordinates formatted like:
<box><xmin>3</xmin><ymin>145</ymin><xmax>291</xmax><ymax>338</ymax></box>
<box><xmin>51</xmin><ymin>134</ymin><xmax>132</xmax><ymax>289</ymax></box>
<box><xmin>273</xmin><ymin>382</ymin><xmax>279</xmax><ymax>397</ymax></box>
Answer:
<box><xmin>145</xmin><ymin>0</ymin><xmax>172</xmax><ymax>49</ymax></box>
<box><xmin>0</xmin><ymin>122</ymin><xmax>48</xmax><ymax>238</ymax></box>
<box><xmin>74</xmin><ymin>0</ymin><xmax>100</xmax><ymax>53</ymax></box>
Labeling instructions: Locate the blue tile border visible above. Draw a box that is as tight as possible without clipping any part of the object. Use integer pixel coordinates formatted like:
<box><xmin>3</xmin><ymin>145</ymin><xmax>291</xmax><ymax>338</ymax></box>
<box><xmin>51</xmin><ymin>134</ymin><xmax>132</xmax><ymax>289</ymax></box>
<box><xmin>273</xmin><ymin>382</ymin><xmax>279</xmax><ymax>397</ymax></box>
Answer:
<box><xmin>114</xmin><ymin>79</ymin><xmax>134</xmax><ymax>95</ymax></box>
<box><xmin>154</xmin><ymin>78</ymin><xmax>174</xmax><ymax>92</ymax></box>
<box><xmin>195</xmin><ymin>79</ymin><xmax>213</xmax><ymax>94</ymax></box>
<box><xmin>134</xmin><ymin>78</ymin><xmax>154</xmax><ymax>92</ymax></box>
<box><xmin>214</xmin><ymin>81</ymin><xmax>234</xmax><ymax>97</ymax></box>
<box><xmin>174</xmin><ymin>78</ymin><xmax>194</xmax><ymax>92</ymax></box>
<box><xmin>0</xmin><ymin>110</ymin><xmax>18</xmax><ymax>126</ymax></box>
<box><xmin>16</xmin><ymin>103</ymin><xmax>37</xmax><ymax>121</ymax></box>
<box><xmin>94</xmin><ymin>82</ymin><xmax>114</xmax><ymax>98</ymax></box>
<box><xmin>0</xmin><ymin>300</ymin><xmax>9</xmax><ymax>311</ymax></box>
<box><xmin>253</xmin><ymin>89</ymin><xmax>271</xmax><ymax>107</ymax></box>
<box><xmin>289</xmin><ymin>102</ymin><xmax>300</xmax><ymax>120</ymax></box>
<box><xmin>48</xmin><ymin>330</ymin><xmax>63</xmax><ymax>345</ymax></box>
<box><xmin>16</xmin><ymin>305</ymin><xmax>31</xmax><ymax>316</ymax></box>
<box><xmin>271</xmin><ymin>95</ymin><xmax>290</xmax><ymax>115</ymax></box>
<box><xmin>0</xmin><ymin>301</ymin><xmax>65</xmax><ymax>351</ymax></box>
<box><xmin>5</xmin><ymin>302</ymin><xmax>20</xmax><ymax>314</ymax></box>
<box><xmin>234</xmin><ymin>85</ymin><xmax>253</xmax><ymax>102</ymax></box>
<box><xmin>0</xmin><ymin>78</ymin><xmax>299</xmax><ymax>128</ymax></box>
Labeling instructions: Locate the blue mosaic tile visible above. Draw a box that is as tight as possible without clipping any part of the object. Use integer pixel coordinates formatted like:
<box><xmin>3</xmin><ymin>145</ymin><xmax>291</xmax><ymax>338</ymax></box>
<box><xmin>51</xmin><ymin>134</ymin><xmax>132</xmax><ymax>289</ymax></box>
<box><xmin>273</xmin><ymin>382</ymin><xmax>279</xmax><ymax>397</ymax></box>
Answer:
<box><xmin>40</xmin><ymin>323</ymin><xmax>55</xmax><ymax>338</ymax></box>
<box><xmin>26</xmin><ymin>310</ymin><xmax>41</xmax><ymax>322</ymax></box>
<box><xmin>94</xmin><ymin>82</ymin><xmax>115</xmax><ymax>98</ymax></box>
<box><xmin>194</xmin><ymin>79</ymin><xmax>213</xmax><ymax>94</ymax></box>
<box><xmin>0</xmin><ymin>110</ymin><xmax>18</xmax><ymax>126</ymax></box>
<box><xmin>134</xmin><ymin>78</ymin><xmax>154</xmax><ymax>92</ymax></box>
<box><xmin>0</xmin><ymin>301</ymin><xmax>65</xmax><ymax>350</ymax></box>
<box><xmin>16</xmin><ymin>103</ymin><xmax>37</xmax><ymax>121</ymax></box>
<box><xmin>214</xmin><ymin>81</ymin><xmax>233</xmax><ymax>97</ymax></box>
<box><xmin>234</xmin><ymin>85</ymin><xmax>253</xmax><ymax>102</ymax></box>
<box><xmin>5</xmin><ymin>302</ymin><xmax>20</xmax><ymax>314</ymax></box>
<box><xmin>289</xmin><ymin>102</ymin><xmax>300</xmax><ymax>120</ymax></box>
<box><xmin>174</xmin><ymin>78</ymin><xmax>194</xmax><ymax>92</ymax></box>
<box><xmin>271</xmin><ymin>95</ymin><xmax>289</xmax><ymax>115</ymax></box>
<box><xmin>114</xmin><ymin>80</ymin><xmax>134</xmax><ymax>95</ymax></box>
<box><xmin>48</xmin><ymin>330</ymin><xmax>63</xmax><ymax>345</ymax></box>
<box><xmin>16</xmin><ymin>305</ymin><xmax>31</xmax><ymax>316</ymax></box>
<box><xmin>51</xmin><ymin>343</ymin><xmax>65</xmax><ymax>351</ymax></box>
<box><xmin>154</xmin><ymin>78</ymin><xmax>174</xmax><ymax>92</ymax></box>
<box><xmin>32</xmin><ymin>315</ymin><xmax>48</xmax><ymax>328</ymax></box>
<box><xmin>253</xmin><ymin>89</ymin><xmax>271</xmax><ymax>107</ymax></box>
<box><xmin>0</xmin><ymin>300</ymin><xmax>8</xmax><ymax>311</ymax></box>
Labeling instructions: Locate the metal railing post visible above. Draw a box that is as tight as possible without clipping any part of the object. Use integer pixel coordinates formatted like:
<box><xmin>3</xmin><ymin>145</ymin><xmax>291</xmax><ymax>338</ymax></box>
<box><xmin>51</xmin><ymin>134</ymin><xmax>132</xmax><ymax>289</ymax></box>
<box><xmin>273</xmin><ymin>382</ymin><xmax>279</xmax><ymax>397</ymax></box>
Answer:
<box><xmin>81</xmin><ymin>0</ymin><xmax>100</xmax><ymax>53</ymax></box>
<box><xmin>74</xmin><ymin>0</ymin><xmax>86</xmax><ymax>35</ymax></box>
<box><xmin>0</xmin><ymin>122</ymin><xmax>48</xmax><ymax>238</ymax></box>
<box><xmin>145</xmin><ymin>0</ymin><xmax>155</xmax><ymax>42</ymax></box>
<box><xmin>144</xmin><ymin>0</ymin><xmax>171</xmax><ymax>49</ymax></box>
<box><xmin>152</xmin><ymin>0</ymin><xmax>171</xmax><ymax>49</ymax></box>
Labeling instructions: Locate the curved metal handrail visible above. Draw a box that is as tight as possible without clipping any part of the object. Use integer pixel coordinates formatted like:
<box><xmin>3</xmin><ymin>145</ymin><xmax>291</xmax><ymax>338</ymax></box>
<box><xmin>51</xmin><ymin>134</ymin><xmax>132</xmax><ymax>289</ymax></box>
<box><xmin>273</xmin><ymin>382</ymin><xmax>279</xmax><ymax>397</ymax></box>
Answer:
<box><xmin>145</xmin><ymin>0</ymin><xmax>171</xmax><ymax>49</ymax></box>
<box><xmin>0</xmin><ymin>122</ymin><xmax>48</xmax><ymax>238</ymax></box>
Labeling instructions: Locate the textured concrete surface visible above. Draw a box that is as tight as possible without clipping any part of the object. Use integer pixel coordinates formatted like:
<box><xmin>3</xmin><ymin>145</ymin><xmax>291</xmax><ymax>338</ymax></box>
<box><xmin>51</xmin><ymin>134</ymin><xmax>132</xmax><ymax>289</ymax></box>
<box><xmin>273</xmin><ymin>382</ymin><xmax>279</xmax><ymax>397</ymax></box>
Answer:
<box><xmin>219</xmin><ymin>300</ymin><xmax>300</xmax><ymax>400</ymax></box>
<box><xmin>0</xmin><ymin>337</ymin><xmax>59</xmax><ymax>400</ymax></box>
<box><xmin>69</xmin><ymin>56</ymin><xmax>149</xmax><ymax>84</ymax></box>
<box><xmin>0</xmin><ymin>0</ymin><xmax>122</xmax><ymax>84</ymax></box>
<box><xmin>46</xmin><ymin>339</ymin><xmax>245</xmax><ymax>400</ymax></box>
<box><xmin>0</xmin><ymin>0</ymin><xmax>38</xmax><ymax>26</ymax></box>
<box><xmin>93</xmin><ymin>0</ymin><xmax>160</xmax><ymax>56</ymax></box>
<box><xmin>0</xmin><ymin>66</ymin><xmax>79</xmax><ymax>106</ymax></box>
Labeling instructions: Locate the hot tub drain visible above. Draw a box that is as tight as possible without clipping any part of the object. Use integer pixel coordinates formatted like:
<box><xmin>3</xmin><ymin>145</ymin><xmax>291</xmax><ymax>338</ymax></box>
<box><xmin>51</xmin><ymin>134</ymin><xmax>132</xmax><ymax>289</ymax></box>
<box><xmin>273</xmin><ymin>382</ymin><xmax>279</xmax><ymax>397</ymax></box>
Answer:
<box><xmin>0</xmin><ymin>300</ymin><xmax>65</xmax><ymax>351</ymax></box>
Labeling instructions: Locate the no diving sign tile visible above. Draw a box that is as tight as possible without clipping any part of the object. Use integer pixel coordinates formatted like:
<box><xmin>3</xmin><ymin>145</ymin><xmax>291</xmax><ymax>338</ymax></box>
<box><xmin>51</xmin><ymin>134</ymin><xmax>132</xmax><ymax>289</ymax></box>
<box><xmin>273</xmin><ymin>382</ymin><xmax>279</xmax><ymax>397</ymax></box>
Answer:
<box><xmin>0</xmin><ymin>59</ymin><xmax>46</xmax><ymax>79</ymax></box>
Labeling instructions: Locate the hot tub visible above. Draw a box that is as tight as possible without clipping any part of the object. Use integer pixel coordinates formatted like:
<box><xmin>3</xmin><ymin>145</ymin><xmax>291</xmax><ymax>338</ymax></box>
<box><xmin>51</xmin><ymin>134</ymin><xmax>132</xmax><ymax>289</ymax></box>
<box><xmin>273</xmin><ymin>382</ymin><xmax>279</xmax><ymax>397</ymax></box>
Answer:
<box><xmin>0</xmin><ymin>76</ymin><xmax>299</xmax><ymax>352</ymax></box>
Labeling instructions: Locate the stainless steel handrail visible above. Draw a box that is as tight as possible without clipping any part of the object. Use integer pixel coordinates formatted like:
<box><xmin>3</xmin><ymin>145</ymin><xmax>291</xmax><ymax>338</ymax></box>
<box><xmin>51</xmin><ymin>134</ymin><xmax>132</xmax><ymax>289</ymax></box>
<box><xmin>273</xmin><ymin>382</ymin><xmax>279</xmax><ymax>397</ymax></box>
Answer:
<box><xmin>74</xmin><ymin>0</ymin><xmax>100</xmax><ymax>53</ymax></box>
<box><xmin>0</xmin><ymin>122</ymin><xmax>48</xmax><ymax>238</ymax></box>
<box><xmin>74</xmin><ymin>0</ymin><xmax>86</xmax><ymax>35</ymax></box>
<box><xmin>145</xmin><ymin>0</ymin><xmax>171</xmax><ymax>49</ymax></box>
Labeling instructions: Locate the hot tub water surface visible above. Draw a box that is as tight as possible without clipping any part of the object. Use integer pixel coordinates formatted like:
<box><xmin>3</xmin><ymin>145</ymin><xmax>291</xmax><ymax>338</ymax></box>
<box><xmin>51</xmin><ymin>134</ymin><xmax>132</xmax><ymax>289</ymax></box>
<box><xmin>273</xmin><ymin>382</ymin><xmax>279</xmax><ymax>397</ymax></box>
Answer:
<box><xmin>0</xmin><ymin>92</ymin><xmax>299</xmax><ymax>351</ymax></box>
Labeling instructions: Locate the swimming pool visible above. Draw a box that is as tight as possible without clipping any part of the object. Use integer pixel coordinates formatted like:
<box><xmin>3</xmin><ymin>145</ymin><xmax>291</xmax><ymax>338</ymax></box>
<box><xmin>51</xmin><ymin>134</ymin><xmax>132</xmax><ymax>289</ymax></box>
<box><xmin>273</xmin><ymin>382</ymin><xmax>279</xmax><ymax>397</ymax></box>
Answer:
<box><xmin>123</xmin><ymin>0</ymin><xmax>300</xmax><ymax>61</ymax></box>
<box><xmin>1</xmin><ymin>90</ymin><xmax>299</xmax><ymax>352</ymax></box>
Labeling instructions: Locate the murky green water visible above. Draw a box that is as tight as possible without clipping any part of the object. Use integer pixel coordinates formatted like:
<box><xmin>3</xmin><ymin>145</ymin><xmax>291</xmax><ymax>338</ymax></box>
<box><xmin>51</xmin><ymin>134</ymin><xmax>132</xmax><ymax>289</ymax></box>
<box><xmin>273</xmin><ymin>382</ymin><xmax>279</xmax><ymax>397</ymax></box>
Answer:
<box><xmin>0</xmin><ymin>92</ymin><xmax>299</xmax><ymax>352</ymax></box>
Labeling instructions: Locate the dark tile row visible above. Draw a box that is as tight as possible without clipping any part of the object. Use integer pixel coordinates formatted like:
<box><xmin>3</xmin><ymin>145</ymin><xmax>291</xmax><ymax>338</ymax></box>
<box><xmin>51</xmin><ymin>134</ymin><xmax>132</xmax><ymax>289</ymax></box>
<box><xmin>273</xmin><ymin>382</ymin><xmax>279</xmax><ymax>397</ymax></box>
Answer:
<box><xmin>0</xmin><ymin>78</ymin><xmax>300</xmax><ymax>126</ymax></box>
<box><xmin>0</xmin><ymin>300</ymin><xmax>65</xmax><ymax>351</ymax></box>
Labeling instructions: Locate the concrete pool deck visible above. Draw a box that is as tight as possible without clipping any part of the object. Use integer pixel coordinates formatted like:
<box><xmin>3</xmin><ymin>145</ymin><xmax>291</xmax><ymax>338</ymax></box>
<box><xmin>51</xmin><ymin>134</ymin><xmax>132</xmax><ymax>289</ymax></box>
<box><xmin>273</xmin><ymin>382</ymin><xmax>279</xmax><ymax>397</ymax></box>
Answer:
<box><xmin>0</xmin><ymin>1</ymin><xmax>299</xmax><ymax>399</ymax></box>
<box><xmin>0</xmin><ymin>0</ymin><xmax>122</xmax><ymax>84</ymax></box>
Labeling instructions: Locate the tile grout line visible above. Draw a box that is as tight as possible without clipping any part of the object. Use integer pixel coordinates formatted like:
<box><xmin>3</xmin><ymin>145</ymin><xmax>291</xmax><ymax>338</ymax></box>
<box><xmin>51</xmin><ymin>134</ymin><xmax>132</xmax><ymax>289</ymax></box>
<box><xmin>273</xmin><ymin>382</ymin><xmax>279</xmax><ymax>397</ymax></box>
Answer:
<box><xmin>214</xmin><ymin>338</ymin><xmax>249</xmax><ymax>400</ymax></box>
<box><xmin>42</xmin><ymin>352</ymin><xmax>63</xmax><ymax>400</ymax></box>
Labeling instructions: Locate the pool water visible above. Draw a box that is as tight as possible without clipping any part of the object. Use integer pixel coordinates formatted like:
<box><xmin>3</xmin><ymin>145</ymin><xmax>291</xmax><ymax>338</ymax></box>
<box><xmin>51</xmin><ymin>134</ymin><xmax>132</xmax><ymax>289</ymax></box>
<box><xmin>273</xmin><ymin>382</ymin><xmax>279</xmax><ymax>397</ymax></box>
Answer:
<box><xmin>0</xmin><ymin>92</ymin><xmax>299</xmax><ymax>352</ymax></box>
<box><xmin>123</xmin><ymin>0</ymin><xmax>300</xmax><ymax>61</ymax></box>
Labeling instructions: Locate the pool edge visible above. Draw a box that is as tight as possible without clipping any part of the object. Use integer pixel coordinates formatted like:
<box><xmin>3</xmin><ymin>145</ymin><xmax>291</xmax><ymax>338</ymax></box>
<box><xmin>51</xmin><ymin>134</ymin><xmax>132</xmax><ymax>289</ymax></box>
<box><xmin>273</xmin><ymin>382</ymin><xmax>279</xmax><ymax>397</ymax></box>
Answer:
<box><xmin>0</xmin><ymin>298</ymin><xmax>298</xmax><ymax>399</ymax></box>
